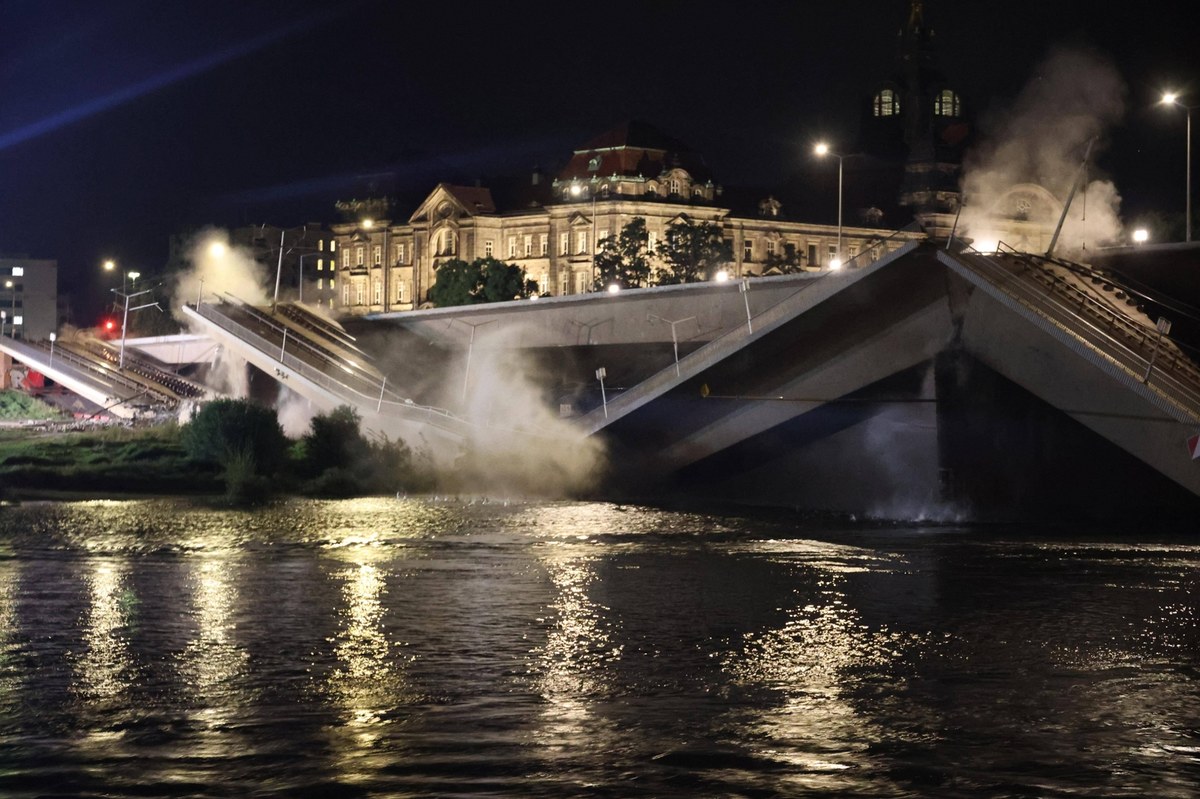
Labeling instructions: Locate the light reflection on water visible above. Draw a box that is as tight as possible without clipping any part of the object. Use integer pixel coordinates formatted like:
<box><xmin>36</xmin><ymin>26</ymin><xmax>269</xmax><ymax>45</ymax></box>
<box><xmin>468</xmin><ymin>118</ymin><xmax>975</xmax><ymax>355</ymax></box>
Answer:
<box><xmin>0</xmin><ymin>498</ymin><xmax>1197</xmax><ymax>797</ymax></box>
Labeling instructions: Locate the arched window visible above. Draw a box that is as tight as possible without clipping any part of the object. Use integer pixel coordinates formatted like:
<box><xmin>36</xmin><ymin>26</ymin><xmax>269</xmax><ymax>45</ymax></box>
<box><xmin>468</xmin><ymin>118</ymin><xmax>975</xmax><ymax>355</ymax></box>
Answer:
<box><xmin>934</xmin><ymin>89</ymin><xmax>961</xmax><ymax>117</ymax></box>
<box><xmin>873</xmin><ymin>88</ymin><xmax>900</xmax><ymax>117</ymax></box>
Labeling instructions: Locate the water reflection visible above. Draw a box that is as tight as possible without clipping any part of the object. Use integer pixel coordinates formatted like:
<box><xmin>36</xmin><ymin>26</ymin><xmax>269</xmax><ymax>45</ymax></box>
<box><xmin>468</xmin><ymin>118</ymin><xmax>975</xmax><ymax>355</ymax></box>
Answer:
<box><xmin>74</xmin><ymin>559</ymin><xmax>135</xmax><ymax>704</ymax></box>
<box><xmin>182</xmin><ymin>553</ymin><xmax>248</xmax><ymax>712</ymax></box>
<box><xmin>325</xmin><ymin>537</ymin><xmax>410</xmax><ymax>784</ymax></box>
<box><xmin>721</xmin><ymin>542</ymin><xmax>929</xmax><ymax>793</ymax></box>
<box><xmin>0</xmin><ymin>559</ymin><xmax>20</xmax><ymax>705</ymax></box>
<box><xmin>531</xmin><ymin>536</ymin><xmax>624</xmax><ymax>767</ymax></box>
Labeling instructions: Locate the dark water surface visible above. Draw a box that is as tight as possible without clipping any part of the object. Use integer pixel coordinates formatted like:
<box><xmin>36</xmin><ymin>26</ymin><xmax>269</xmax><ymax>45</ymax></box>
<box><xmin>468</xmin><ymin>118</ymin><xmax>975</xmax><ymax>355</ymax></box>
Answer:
<box><xmin>1</xmin><ymin>498</ymin><xmax>1198</xmax><ymax>797</ymax></box>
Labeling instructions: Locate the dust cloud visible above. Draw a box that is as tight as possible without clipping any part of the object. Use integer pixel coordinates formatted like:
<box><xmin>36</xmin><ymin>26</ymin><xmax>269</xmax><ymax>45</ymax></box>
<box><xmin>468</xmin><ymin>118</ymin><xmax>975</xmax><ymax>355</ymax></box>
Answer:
<box><xmin>959</xmin><ymin>46</ymin><xmax>1127</xmax><ymax>255</ymax></box>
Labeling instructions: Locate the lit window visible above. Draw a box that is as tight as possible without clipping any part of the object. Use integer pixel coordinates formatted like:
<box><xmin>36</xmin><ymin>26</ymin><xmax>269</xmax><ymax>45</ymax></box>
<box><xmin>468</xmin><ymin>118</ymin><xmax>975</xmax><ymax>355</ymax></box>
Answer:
<box><xmin>874</xmin><ymin>88</ymin><xmax>899</xmax><ymax>117</ymax></box>
<box><xmin>766</xmin><ymin>240</ymin><xmax>776</xmax><ymax>256</ymax></box>
<box><xmin>319</xmin><ymin>240</ymin><xmax>324</xmax><ymax>251</ymax></box>
<box><xmin>540</xmin><ymin>234</ymin><xmax>548</xmax><ymax>256</ymax></box>
<box><xmin>485</xmin><ymin>239</ymin><xmax>494</xmax><ymax>257</ymax></box>
<box><xmin>559</xmin><ymin>232</ymin><xmax>569</xmax><ymax>255</ymax></box>
<box><xmin>934</xmin><ymin>89</ymin><xmax>961</xmax><ymax>117</ymax></box>
<box><xmin>13</xmin><ymin>316</ymin><xmax>22</xmax><ymax>326</ymax></box>
<box><xmin>330</xmin><ymin>241</ymin><xmax>336</xmax><ymax>251</ymax></box>
<box><xmin>648</xmin><ymin>231</ymin><xmax>658</xmax><ymax>250</ymax></box>
<box><xmin>669</xmin><ymin>178</ymin><xmax>680</xmax><ymax>194</ymax></box>
<box><xmin>13</xmin><ymin>267</ymin><xmax>23</xmax><ymax>276</ymax></box>
<box><xmin>524</xmin><ymin>235</ymin><xmax>533</xmax><ymax>257</ymax></box>
<box><xmin>318</xmin><ymin>278</ymin><xmax>324</xmax><ymax>290</ymax></box>
<box><xmin>330</xmin><ymin>278</ymin><xmax>335</xmax><ymax>290</ymax></box>
<box><xmin>828</xmin><ymin>244</ymin><xmax>838</xmax><ymax>261</ymax></box>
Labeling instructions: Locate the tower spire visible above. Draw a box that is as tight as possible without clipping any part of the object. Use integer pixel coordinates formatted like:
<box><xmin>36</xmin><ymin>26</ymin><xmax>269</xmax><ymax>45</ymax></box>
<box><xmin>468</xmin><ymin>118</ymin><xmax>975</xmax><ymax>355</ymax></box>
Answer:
<box><xmin>907</xmin><ymin>0</ymin><xmax>924</xmax><ymax>32</ymax></box>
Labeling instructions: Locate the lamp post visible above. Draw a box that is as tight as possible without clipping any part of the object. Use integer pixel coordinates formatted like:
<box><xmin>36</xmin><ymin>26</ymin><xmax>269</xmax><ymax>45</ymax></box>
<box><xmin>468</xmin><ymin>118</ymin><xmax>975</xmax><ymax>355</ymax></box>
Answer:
<box><xmin>1161</xmin><ymin>92</ymin><xmax>1195</xmax><ymax>242</ymax></box>
<box><xmin>648</xmin><ymin>314</ymin><xmax>696</xmax><ymax>376</ymax></box>
<box><xmin>112</xmin><ymin>285</ymin><xmax>160</xmax><ymax>370</ymax></box>
<box><xmin>3</xmin><ymin>280</ymin><xmax>15</xmax><ymax>340</ymax></box>
<box><xmin>49</xmin><ymin>332</ymin><xmax>56</xmax><ymax>366</ymax></box>
<box><xmin>1</xmin><ymin>310</ymin><xmax>6</xmax><ymax>337</ymax></box>
<box><xmin>814</xmin><ymin>142</ymin><xmax>846</xmax><ymax>269</ymax></box>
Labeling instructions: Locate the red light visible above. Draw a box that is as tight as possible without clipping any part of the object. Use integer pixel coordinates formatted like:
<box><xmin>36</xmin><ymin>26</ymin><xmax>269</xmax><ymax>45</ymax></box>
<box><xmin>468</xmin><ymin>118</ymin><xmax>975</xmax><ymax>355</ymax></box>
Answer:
<box><xmin>105</xmin><ymin>320</ymin><xmax>115</xmax><ymax>331</ymax></box>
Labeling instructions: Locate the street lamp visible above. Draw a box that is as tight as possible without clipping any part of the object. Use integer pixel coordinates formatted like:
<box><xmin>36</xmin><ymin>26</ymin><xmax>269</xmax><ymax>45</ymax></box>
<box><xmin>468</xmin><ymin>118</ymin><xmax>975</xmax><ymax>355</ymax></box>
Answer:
<box><xmin>49</xmin><ymin>332</ymin><xmax>56</xmax><ymax>366</ymax></box>
<box><xmin>1161</xmin><ymin>92</ymin><xmax>1195</xmax><ymax>242</ymax></box>
<box><xmin>814</xmin><ymin>142</ymin><xmax>846</xmax><ymax>269</ymax></box>
<box><xmin>3</xmin><ymin>280</ymin><xmax>15</xmax><ymax>339</ymax></box>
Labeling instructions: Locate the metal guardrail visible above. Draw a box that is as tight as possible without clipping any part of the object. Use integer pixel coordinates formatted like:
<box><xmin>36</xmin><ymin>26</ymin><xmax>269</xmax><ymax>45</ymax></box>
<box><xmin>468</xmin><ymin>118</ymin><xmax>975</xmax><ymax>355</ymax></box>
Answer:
<box><xmin>949</xmin><ymin>244</ymin><xmax>1200</xmax><ymax>418</ymax></box>
<box><xmin>578</xmin><ymin>238</ymin><xmax>923</xmax><ymax>432</ymax></box>
<box><xmin>191</xmin><ymin>301</ymin><xmax>471</xmax><ymax>434</ymax></box>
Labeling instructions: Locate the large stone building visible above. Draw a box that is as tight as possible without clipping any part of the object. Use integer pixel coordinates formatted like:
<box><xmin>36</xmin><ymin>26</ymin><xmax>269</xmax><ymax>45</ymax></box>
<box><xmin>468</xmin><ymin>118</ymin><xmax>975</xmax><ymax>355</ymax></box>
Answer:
<box><xmin>330</xmin><ymin>121</ymin><xmax>924</xmax><ymax>315</ymax></box>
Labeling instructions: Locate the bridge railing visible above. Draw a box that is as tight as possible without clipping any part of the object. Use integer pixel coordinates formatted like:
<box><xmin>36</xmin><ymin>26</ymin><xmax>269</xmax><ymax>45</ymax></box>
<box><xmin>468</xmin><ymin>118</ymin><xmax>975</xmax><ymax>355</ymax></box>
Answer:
<box><xmin>191</xmin><ymin>300</ymin><xmax>470</xmax><ymax>434</ymax></box>
<box><xmin>954</xmin><ymin>243</ymin><xmax>1200</xmax><ymax>416</ymax></box>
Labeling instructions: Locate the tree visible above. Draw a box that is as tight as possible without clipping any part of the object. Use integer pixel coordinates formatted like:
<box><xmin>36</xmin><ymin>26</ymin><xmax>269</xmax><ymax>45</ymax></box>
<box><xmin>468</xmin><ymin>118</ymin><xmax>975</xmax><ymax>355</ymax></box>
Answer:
<box><xmin>428</xmin><ymin>258</ymin><xmax>482</xmax><ymax>307</ymax></box>
<box><xmin>654</xmin><ymin>218</ymin><xmax>732</xmax><ymax>284</ymax></box>
<box><xmin>428</xmin><ymin>257</ymin><xmax>536</xmax><ymax>307</ymax></box>
<box><xmin>593</xmin><ymin>218</ymin><xmax>653</xmax><ymax>290</ymax></box>
<box><xmin>478</xmin><ymin>257</ymin><xmax>537</xmax><ymax>302</ymax></box>
<box><xmin>182</xmin><ymin>398</ymin><xmax>288</xmax><ymax>502</ymax></box>
<box><xmin>763</xmin><ymin>242</ymin><xmax>805</xmax><ymax>275</ymax></box>
<box><xmin>182</xmin><ymin>398</ymin><xmax>288</xmax><ymax>475</ymax></box>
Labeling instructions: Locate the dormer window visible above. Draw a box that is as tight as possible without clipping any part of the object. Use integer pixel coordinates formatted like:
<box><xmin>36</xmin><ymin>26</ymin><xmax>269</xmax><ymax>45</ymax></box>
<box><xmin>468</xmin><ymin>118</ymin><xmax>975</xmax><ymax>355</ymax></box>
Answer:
<box><xmin>874</xmin><ymin>88</ymin><xmax>900</xmax><ymax>117</ymax></box>
<box><xmin>588</xmin><ymin>155</ymin><xmax>602</xmax><ymax>171</ymax></box>
<box><xmin>934</xmin><ymin>89</ymin><xmax>961</xmax><ymax>117</ymax></box>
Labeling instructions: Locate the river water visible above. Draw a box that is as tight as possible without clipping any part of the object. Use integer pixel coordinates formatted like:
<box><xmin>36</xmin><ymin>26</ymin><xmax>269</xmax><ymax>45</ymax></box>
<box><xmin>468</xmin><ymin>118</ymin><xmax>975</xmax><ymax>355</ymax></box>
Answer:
<box><xmin>0</xmin><ymin>497</ymin><xmax>1197</xmax><ymax>797</ymax></box>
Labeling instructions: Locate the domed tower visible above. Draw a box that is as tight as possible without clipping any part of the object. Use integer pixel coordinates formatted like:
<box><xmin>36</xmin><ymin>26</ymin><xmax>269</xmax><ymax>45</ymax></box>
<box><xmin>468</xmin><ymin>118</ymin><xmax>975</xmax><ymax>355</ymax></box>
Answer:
<box><xmin>859</xmin><ymin>1</ymin><xmax>972</xmax><ymax>228</ymax></box>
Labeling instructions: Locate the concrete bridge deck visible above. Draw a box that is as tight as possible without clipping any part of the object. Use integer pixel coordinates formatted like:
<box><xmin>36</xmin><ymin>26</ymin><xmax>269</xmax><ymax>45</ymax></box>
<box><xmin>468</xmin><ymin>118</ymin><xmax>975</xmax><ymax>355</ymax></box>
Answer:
<box><xmin>31</xmin><ymin>238</ymin><xmax>1196</xmax><ymax>519</ymax></box>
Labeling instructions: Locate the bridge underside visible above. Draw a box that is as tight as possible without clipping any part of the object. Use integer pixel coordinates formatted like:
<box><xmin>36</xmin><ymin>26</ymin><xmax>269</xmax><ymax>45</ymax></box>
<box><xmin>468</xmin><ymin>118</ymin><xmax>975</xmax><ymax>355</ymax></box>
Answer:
<box><xmin>584</xmin><ymin>245</ymin><xmax>1200</xmax><ymax>521</ymax></box>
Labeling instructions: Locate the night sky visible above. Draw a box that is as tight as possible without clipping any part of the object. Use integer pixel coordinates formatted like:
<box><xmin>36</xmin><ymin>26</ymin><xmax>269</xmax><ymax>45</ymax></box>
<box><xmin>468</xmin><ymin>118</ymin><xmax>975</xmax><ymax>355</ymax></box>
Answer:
<box><xmin>1</xmin><ymin>0</ymin><xmax>1193</xmax><ymax>323</ymax></box>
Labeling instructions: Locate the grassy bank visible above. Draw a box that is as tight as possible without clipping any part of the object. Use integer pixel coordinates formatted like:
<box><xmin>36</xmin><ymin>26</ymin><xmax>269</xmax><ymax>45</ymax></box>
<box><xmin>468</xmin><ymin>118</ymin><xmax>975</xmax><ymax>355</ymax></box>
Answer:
<box><xmin>0</xmin><ymin>423</ymin><xmax>223</xmax><ymax>498</ymax></box>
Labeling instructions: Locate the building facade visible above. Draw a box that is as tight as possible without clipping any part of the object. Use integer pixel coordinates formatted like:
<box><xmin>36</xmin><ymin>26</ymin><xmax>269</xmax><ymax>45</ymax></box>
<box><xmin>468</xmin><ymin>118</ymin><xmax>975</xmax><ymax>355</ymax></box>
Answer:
<box><xmin>331</xmin><ymin>122</ymin><xmax>924</xmax><ymax>315</ymax></box>
<box><xmin>0</xmin><ymin>257</ymin><xmax>57</xmax><ymax>341</ymax></box>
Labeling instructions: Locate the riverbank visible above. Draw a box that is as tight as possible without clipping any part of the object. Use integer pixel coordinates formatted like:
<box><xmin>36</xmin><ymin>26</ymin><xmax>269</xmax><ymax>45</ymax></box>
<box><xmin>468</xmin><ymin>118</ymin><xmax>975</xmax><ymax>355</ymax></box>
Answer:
<box><xmin>0</xmin><ymin>422</ymin><xmax>224</xmax><ymax>499</ymax></box>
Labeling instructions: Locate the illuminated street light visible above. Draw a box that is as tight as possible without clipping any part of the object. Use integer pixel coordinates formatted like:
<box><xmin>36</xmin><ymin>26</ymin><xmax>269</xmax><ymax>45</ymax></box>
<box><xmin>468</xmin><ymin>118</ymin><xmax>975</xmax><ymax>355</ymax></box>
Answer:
<box><xmin>714</xmin><ymin>270</ymin><xmax>730</xmax><ymax>282</ymax></box>
<box><xmin>49</xmin><ymin>332</ymin><xmax>56</xmax><ymax>366</ymax></box>
<box><xmin>1161</xmin><ymin>91</ymin><xmax>1195</xmax><ymax>242</ymax></box>
<box><xmin>607</xmin><ymin>283</ymin><xmax>621</xmax><ymax>294</ymax></box>
<box><xmin>814</xmin><ymin>142</ymin><xmax>846</xmax><ymax>268</ymax></box>
<box><xmin>1133</xmin><ymin>228</ymin><xmax>1150</xmax><ymax>244</ymax></box>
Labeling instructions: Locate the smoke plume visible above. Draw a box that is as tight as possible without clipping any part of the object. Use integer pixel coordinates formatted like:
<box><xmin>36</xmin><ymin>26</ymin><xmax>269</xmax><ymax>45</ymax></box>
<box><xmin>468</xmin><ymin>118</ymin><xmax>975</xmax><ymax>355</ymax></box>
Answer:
<box><xmin>171</xmin><ymin>228</ymin><xmax>270</xmax><ymax>324</ymax></box>
<box><xmin>959</xmin><ymin>46</ymin><xmax>1128</xmax><ymax>254</ymax></box>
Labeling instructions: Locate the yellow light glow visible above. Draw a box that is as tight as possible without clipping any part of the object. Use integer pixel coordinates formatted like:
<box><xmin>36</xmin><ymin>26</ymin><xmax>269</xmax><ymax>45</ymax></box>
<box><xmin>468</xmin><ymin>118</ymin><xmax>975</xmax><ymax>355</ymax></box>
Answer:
<box><xmin>103</xmin><ymin>260</ymin><xmax>116</xmax><ymax>271</ymax></box>
<box><xmin>1162</xmin><ymin>92</ymin><xmax>1179</xmax><ymax>105</ymax></box>
<box><xmin>1133</xmin><ymin>228</ymin><xmax>1150</xmax><ymax>243</ymax></box>
<box><xmin>973</xmin><ymin>239</ymin><xmax>999</xmax><ymax>254</ymax></box>
<box><xmin>814</xmin><ymin>142</ymin><xmax>830</xmax><ymax>156</ymax></box>
<box><xmin>828</xmin><ymin>258</ymin><xmax>843</xmax><ymax>271</ymax></box>
<box><xmin>607</xmin><ymin>283</ymin><xmax>620</xmax><ymax>294</ymax></box>
<box><xmin>361</xmin><ymin>219</ymin><xmax>374</xmax><ymax>229</ymax></box>
<box><xmin>208</xmin><ymin>241</ymin><xmax>227</xmax><ymax>258</ymax></box>
<box><xmin>715</xmin><ymin>270</ymin><xmax>730</xmax><ymax>282</ymax></box>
